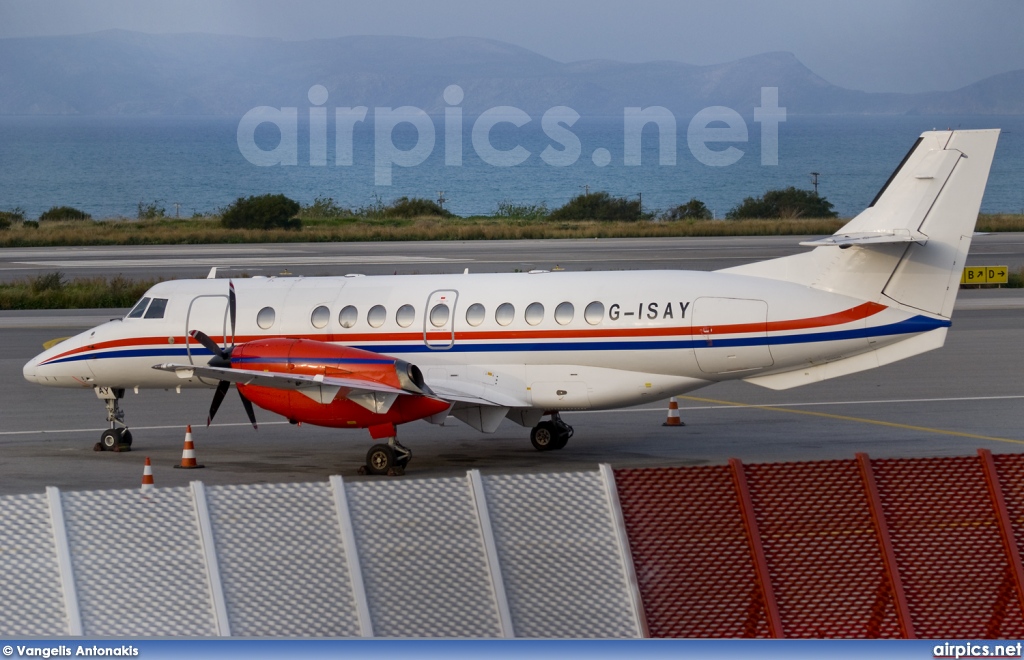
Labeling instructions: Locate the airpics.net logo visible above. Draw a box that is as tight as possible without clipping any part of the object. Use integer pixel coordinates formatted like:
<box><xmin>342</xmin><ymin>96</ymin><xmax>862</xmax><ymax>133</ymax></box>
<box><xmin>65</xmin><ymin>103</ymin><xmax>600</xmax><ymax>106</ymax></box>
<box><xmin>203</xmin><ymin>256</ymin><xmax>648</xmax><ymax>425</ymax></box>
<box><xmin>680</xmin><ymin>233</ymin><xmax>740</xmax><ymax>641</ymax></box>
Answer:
<box><xmin>236</xmin><ymin>85</ymin><xmax>786</xmax><ymax>185</ymax></box>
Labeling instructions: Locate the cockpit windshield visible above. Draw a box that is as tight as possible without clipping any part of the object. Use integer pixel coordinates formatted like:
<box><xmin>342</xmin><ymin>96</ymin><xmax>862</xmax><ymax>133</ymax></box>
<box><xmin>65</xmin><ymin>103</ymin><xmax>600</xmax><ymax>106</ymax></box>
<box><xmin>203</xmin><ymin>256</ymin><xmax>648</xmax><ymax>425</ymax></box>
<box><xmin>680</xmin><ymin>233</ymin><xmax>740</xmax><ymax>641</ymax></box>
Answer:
<box><xmin>125</xmin><ymin>297</ymin><xmax>168</xmax><ymax>319</ymax></box>
<box><xmin>126</xmin><ymin>297</ymin><xmax>151</xmax><ymax>319</ymax></box>
<box><xmin>144</xmin><ymin>298</ymin><xmax>167</xmax><ymax>319</ymax></box>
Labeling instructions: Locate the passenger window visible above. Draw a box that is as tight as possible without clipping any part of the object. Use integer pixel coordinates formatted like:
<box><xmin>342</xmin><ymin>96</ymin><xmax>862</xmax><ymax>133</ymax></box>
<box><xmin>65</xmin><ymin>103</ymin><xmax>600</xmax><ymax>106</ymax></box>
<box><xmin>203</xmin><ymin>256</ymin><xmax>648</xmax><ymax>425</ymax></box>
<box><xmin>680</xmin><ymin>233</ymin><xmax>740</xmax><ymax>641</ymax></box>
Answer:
<box><xmin>429</xmin><ymin>303</ymin><xmax>450</xmax><ymax>328</ymax></box>
<box><xmin>144</xmin><ymin>298</ymin><xmax>168</xmax><ymax>319</ymax></box>
<box><xmin>465</xmin><ymin>303</ymin><xmax>485</xmax><ymax>327</ymax></box>
<box><xmin>127</xmin><ymin>297</ymin><xmax>151</xmax><ymax>319</ymax></box>
<box><xmin>525</xmin><ymin>302</ymin><xmax>544</xmax><ymax>326</ymax></box>
<box><xmin>310</xmin><ymin>305</ymin><xmax>330</xmax><ymax>329</ymax></box>
<box><xmin>396</xmin><ymin>304</ymin><xmax>415</xmax><ymax>328</ymax></box>
<box><xmin>339</xmin><ymin>305</ymin><xmax>358</xmax><ymax>329</ymax></box>
<box><xmin>495</xmin><ymin>303</ymin><xmax>515</xmax><ymax>326</ymax></box>
<box><xmin>554</xmin><ymin>302</ymin><xmax>574</xmax><ymax>325</ymax></box>
<box><xmin>257</xmin><ymin>307</ymin><xmax>276</xmax><ymax>329</ymax></box>
<box><xmin>585</xmin><ymin>301</ymin><xmax>605</xmax><ymax>325</ymax></box>
<box><xmin>367</xmin><ymin>305</ymin><xmax>386</xmax><ymax>328</ymax></box>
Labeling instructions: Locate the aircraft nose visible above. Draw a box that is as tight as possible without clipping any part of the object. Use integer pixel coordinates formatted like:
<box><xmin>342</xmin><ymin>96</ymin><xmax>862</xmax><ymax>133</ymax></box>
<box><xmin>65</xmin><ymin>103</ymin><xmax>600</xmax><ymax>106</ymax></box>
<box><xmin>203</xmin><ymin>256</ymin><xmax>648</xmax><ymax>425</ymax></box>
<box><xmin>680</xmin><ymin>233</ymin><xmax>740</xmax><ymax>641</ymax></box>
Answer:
<box><xmin>23</xmin><ymin>356</ymin><xmax>39</xmax><ymax>383</ymax></box>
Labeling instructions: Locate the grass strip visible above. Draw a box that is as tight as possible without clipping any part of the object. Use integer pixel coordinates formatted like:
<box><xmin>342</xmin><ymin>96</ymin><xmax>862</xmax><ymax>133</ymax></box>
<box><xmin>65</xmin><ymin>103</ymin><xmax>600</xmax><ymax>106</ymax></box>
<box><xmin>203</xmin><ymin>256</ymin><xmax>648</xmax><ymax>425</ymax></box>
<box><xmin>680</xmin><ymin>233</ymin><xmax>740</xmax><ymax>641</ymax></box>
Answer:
<box><xmin>0</xmin><ymin>273</ymin><xmax>159</xmax><ymax>310</ymax></box>
<box><xmin>2</xmin><ymin>214</ymin><xmax>1021</xmax><ymax>248</ymax></box>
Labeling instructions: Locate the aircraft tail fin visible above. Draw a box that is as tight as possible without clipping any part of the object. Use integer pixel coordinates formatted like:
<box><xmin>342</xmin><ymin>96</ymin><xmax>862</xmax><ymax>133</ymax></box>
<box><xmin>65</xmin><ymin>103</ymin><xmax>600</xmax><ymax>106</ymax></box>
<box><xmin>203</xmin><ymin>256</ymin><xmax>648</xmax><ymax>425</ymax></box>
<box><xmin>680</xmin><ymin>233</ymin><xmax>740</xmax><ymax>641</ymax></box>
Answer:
<box><xmin>723</xmin><ymin>129</ymin><xmax>1000</xmax><ymax>318</ymax></box>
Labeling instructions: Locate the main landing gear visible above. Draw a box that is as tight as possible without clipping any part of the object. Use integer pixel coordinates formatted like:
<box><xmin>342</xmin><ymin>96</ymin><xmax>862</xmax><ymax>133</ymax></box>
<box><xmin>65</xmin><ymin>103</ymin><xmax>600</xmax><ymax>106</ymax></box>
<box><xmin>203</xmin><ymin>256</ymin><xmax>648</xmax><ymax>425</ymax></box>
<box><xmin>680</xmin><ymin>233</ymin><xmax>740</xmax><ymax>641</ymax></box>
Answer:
<box><xmin>356</xmin><ymin>412</ymin><xmax>575</xmax><ymax>477</ymax></box>
<box><xmin>360</xmin><ymin>435</ymin><xmax>413</xmax><ymax>476</ymax></box>
<box><xmin>94</xmin><ymin>387</ymin><xmax>133</xmax><ymax>452</ymax></box>
<box><xmin>530</xmin><ymin>412</ymin><xmax>573</xmax><ymax>452</ymax></box>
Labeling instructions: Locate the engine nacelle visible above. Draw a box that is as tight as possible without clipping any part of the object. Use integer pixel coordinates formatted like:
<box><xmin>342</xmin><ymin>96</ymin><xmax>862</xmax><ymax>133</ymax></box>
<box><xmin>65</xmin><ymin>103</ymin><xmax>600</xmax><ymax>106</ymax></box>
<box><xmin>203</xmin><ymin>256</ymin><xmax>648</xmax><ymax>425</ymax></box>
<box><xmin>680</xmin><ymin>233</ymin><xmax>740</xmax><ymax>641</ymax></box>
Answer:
<box><xmin>232</xmin><ymin>338</ymin><xmax>426</xmax><ymax>392</ymax></box>
<box><xmin>238</xmin><ymin>387</ymin><xmax>451</xmax><ymax>430</ymax></box>
<box><xmin>229</xmin><ymin>338</ymin><xmax>448</xmax><ymax>430</ymax></box>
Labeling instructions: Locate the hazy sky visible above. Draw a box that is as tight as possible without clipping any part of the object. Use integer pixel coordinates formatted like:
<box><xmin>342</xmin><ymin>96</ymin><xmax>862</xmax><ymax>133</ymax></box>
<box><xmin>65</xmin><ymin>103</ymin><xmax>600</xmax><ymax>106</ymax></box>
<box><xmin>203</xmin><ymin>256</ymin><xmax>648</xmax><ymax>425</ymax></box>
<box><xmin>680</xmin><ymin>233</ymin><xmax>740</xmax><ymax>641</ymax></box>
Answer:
<box><xmin>2</xmin><ymin>0</ymin><xmax>1022</xmax><ymax>93</ymax></box>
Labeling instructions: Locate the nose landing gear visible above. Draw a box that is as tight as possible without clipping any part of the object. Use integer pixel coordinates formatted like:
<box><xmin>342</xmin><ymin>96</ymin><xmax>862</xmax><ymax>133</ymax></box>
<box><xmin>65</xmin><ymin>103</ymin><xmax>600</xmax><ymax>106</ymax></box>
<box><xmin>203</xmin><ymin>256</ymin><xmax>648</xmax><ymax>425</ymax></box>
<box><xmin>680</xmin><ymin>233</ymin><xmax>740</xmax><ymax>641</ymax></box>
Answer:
<box><xmin>94</xmin><ymin>387</ymin><xmax>133</xmax><ymax>452</ymax></box>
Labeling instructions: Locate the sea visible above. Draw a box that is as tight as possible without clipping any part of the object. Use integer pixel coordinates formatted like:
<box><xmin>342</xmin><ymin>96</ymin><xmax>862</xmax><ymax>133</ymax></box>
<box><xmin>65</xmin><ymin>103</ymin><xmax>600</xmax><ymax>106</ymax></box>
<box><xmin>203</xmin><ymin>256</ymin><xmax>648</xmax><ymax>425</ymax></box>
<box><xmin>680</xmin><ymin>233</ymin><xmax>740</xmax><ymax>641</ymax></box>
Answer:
<box><xmin>0</xmin><ymin>113</ymin><xmax>1021</xmax><ymax>220</ymax></box>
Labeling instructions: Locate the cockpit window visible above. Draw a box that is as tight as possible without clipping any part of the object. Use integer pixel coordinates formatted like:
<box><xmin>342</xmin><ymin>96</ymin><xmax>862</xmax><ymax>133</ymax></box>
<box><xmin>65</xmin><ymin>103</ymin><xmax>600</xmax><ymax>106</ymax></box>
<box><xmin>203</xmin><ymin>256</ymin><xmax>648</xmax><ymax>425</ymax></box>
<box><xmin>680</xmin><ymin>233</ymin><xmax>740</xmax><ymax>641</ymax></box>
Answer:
<box><xmin>144</xmin><ymin>298</ymin><xmax>168</xmax><ymax>319</ymax></box>
<box><xmin>126</xmin><ymin>297</ymin><xmax>151</xmax><ymax>319</ymax></box>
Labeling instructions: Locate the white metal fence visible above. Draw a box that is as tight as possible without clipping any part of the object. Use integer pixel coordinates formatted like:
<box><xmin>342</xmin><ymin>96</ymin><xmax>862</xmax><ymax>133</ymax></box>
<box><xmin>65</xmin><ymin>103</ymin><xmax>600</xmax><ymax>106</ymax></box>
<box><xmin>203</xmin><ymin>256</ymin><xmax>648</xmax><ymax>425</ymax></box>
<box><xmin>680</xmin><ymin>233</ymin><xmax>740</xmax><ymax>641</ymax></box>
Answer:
<box><xmin>0</xmin><ymin>466</ymin><xmax>643</xmax><ymax>638</ymax></box>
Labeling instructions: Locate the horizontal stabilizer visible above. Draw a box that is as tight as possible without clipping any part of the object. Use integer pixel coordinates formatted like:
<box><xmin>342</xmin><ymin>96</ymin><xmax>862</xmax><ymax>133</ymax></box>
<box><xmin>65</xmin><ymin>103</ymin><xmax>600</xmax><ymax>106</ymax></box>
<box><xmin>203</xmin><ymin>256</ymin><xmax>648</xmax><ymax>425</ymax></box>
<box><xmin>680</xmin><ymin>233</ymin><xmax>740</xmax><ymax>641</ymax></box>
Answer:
<box><xmin>799</xmin><ymin>229</ymin><xmax>927</xmax><ymax>248</ymax></box>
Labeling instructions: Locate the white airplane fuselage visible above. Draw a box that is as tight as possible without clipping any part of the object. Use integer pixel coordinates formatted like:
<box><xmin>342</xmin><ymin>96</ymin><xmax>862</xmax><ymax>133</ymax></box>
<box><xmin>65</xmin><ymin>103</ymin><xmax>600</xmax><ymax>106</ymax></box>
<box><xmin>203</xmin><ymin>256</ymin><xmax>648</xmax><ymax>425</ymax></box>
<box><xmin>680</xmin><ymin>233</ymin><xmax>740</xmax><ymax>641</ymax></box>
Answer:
<box><xmin>22</xmin><ymin>268</ymin><xmax>942</xmax><ymax>409</ymax></box>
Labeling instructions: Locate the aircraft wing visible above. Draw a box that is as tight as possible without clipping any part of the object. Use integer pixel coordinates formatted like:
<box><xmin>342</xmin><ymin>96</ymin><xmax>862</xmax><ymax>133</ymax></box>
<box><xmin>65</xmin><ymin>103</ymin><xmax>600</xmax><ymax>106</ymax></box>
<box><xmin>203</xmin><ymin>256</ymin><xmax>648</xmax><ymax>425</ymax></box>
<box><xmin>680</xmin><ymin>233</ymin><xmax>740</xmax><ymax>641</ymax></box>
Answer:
<box><xmin>424</xmin><ymin>380</ymin><xmax>530</xmax><ymax>408</ymax></box>
<box><xmin>420</xmin><ymin>377</ymin><xmax>532</xmax><ymax>433</ymax></box>
<box><xmin>152</xmin><ymin>363</ymin><xmax>408</xmax><ymax>414</ymax></box>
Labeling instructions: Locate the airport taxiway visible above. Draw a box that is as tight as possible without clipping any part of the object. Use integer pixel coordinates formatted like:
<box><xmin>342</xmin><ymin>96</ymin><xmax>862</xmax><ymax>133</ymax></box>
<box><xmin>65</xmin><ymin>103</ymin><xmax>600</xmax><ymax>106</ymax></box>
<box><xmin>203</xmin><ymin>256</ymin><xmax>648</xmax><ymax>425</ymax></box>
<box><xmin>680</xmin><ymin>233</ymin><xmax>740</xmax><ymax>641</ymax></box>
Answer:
<box><xmin>2</xmin><ymin>233</ymin><xmax>1023</xmax><ymax>281</ymax></box>
<box><xmin>1</xmin><ymin>238</ymin><xmax>1022</xmax><ymax>495</ymax></box>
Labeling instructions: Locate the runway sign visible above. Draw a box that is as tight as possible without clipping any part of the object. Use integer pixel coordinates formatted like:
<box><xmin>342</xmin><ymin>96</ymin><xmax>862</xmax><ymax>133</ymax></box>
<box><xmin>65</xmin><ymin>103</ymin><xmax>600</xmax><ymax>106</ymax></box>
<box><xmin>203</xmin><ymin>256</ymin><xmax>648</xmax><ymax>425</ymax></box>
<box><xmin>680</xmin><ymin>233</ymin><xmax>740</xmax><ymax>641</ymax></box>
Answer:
<box><xmin>961</xmin><ymin>266</ymin><xmax>1008</xmax><ymax>284</ymax></box>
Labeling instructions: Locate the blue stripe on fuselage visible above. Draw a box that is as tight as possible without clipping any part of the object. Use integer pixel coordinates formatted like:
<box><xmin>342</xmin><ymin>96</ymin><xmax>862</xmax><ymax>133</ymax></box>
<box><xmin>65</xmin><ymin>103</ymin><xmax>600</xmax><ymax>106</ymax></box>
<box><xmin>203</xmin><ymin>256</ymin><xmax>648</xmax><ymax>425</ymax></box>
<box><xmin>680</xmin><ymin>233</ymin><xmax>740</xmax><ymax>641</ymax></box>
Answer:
<box><xmin>365</xmin><ymin>316</ymin><xmax>949</xmax><ymax>353</ymax></box>
<box><xmin>43</xmin><ymin>347</ymin><xmax>192</xmax><ymax>365</ymax></box>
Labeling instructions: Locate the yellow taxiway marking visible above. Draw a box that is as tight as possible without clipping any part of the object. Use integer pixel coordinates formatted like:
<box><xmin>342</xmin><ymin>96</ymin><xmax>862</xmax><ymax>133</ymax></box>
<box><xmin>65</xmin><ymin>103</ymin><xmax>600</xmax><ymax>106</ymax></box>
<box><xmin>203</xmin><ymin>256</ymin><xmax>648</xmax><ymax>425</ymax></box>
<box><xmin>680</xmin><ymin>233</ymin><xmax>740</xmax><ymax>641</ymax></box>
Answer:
<box><xmin>678</xmin><ymin>394</ymin><xmax>1024</xmax><ymax>446</ymax></box>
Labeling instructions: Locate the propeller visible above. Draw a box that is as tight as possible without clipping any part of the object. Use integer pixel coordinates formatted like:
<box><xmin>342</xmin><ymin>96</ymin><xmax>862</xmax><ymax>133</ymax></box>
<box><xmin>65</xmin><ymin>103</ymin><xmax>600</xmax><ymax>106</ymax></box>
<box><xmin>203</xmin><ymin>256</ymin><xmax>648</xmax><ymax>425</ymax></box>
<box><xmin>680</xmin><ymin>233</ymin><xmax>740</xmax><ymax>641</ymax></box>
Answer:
<box><xmin>192</xmin><ymin>281</ymin><xmax>257</xmax><ymax>429</ymax></box>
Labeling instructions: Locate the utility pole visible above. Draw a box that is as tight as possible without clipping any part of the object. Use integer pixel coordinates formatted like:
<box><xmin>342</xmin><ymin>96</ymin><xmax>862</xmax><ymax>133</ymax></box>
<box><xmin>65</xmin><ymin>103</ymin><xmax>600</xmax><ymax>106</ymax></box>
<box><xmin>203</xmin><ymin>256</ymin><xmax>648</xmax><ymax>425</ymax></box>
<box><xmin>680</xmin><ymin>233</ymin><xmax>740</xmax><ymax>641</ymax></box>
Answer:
<box><xmin>174</xmin><ymin>202</ymin><xmax>181</xmax><ymax>218</ymax></box>
<box><xmin>810</xmin><ymin>172</ymin><xmax>820</xmax><ymax>196</ymax></box>
<box><xmin>437</xmin><ymin>191</ymin><xmax>446</xmax><ymax>211</ymax></box>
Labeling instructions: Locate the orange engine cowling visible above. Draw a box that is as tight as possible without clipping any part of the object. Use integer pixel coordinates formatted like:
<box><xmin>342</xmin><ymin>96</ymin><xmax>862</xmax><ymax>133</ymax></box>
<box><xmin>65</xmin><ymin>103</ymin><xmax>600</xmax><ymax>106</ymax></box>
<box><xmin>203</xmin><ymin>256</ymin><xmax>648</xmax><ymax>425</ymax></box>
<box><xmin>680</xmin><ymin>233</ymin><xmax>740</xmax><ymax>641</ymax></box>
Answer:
<box><xmin>229</xmin><ymin>338</ymin><xmax>449</xmax><ymax>430</ymax></box>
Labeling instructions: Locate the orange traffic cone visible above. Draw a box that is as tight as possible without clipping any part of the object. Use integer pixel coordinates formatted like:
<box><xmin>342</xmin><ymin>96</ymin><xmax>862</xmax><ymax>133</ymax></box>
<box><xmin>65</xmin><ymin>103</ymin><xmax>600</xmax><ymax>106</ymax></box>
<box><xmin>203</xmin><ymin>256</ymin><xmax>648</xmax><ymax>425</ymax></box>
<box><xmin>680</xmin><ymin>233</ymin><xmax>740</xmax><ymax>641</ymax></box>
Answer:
<box><xmin>141</xmin><ymin>457</ymin><xmax>154</xmax><ymax>492</ymax></box>
<box><xmin>662</xmin><ymin>397</ymin><xmax>685</xmax><ymax>427</ymax></box>
<box><xmin>173</xmin><ymin>425</ymin><xmax>205</xmax><ymax>469</ymax></box>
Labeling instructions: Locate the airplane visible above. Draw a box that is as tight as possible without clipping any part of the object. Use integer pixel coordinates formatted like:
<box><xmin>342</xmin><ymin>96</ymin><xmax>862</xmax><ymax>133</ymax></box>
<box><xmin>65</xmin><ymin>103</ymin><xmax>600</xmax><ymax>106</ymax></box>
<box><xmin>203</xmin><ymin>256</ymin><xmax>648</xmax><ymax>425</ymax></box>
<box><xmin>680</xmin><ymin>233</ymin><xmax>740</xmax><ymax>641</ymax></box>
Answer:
<box><xmin>23</xmin><ymin>129</ymin><xmax>1000</xmax><ymax>475</ymax></box>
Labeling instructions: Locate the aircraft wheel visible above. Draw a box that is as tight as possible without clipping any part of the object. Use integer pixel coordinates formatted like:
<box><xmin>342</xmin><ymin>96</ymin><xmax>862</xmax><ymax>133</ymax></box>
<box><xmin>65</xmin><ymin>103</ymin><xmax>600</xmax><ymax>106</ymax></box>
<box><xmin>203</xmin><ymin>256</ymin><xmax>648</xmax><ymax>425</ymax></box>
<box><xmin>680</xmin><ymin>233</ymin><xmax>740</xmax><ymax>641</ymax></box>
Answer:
<box><xmin>552</xmin><ymin>429</ymin><xmax>570</xmax><ymax>451</ymax></box>
<box><xmin>99</xmin><ymin>428</ymin><xmax>122</xmax><ymax>451</ymax></box>
<box><xmin>120</xmin><ymin>430</ymin><xmax>133</xmax><ymax>448</ymax></box>
<box><xmin>530</xmin><ymin>422</ymin><xmax>557</xmax><ymax>451</ymax></box>
<box><xmin>366</xmin><ymin>444</ymin><xmax>396</xmax><ymax>475</ymax></box>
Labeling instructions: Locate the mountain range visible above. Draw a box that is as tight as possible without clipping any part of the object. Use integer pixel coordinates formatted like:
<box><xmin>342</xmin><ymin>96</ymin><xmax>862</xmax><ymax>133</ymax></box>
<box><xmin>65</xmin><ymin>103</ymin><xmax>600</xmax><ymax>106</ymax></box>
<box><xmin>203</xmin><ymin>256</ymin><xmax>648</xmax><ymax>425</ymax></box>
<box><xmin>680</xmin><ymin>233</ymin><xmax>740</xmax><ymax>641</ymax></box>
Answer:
<box><xmin>1</xmin><ymin>30</ymin><xmax>1021</xmax><ymax>116</ymax></box>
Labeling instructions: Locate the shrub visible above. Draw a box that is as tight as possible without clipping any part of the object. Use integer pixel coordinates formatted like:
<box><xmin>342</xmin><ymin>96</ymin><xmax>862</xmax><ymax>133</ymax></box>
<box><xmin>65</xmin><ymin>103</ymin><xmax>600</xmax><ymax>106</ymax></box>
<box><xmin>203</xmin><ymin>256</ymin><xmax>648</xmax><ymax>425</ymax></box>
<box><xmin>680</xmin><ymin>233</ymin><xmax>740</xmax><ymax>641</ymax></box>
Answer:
<box><xmin>354</xmin><ymin>194</ymin><xmax>389</xmax><ymax>219</ymax></box>
<box><xmin>0</xmin><ymin>207</ymin><xmax>25</xmax><ymax>228</ymax></box>
<box><xmin>22</xmin><ymin>220</ymin><xmax>39</xmax><ymax>229</ymax></box>
<box><xmin>662</xmin><ymin>198</ymin><xmax>713</xmax><ymax>221</ymax></box>
<box><xmin>549</xmin><ymin>192</ymin><xmax>642</xmax><ymax>222</ymax></box>
<box><xmin>40</xmin><ymin>206</ymin><xmax>91</xmax><ymax>221</ymax></box>
<box><xmin>383</xmin><ymin>196</ymin><xmax>453</xmax><ymax>218</ymax></box>
<box><xmin>221</xmin><ymin>194</ymin><xmax>302</xmax><ymax>230</ymax></box>
<box><xmin>727</xmin><ymin>187</ymin><xmax>837</xmax><ymax>219</ymax></box>
<box><xmin>301</xmin><ymin>196</ymin><xmax>353</xmax><ymax>219</ymax></box>
<box><xmin>31</xmin><ymin>271</ymin><xmax>66</xmax><ymax>293</ymax></box>
<box><xmin>137</xmin><ymin>200</ymin><xmax>166</xmax><ymax>220</ymax></box>
<box><xmin>1009</xmin><ymin>266</ymin><xmax>1024</xmax><ymax>289</ymax></box>
<box><xmin>495</xmin><ymin>200</ymin><xmax>549</xmax><ymax>220</ymax></box>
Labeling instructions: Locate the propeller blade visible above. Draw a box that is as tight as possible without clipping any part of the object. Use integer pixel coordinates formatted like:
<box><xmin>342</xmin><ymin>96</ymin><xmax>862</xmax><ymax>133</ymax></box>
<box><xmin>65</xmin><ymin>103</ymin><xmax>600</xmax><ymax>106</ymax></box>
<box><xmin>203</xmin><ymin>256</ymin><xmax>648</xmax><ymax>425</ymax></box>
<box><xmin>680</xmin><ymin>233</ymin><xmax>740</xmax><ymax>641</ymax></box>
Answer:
<box><xmin>208</xmin><ymin>379</ymin><xmax>230</xmax><ymax>426</ymax></box>
<box><xmin>228</xmin><ymin>280</ymin><xmax>237</xmax><ymax>349</ymax></box>
<box><xmin>190</xmin><ymin>329</ymin><xmax>226</xmax><ymax>360</ymax></box>
<box><xmin>238</xmin><ymin>388</ymin><xmax>258</xmax><ymax>430</ymax></box>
